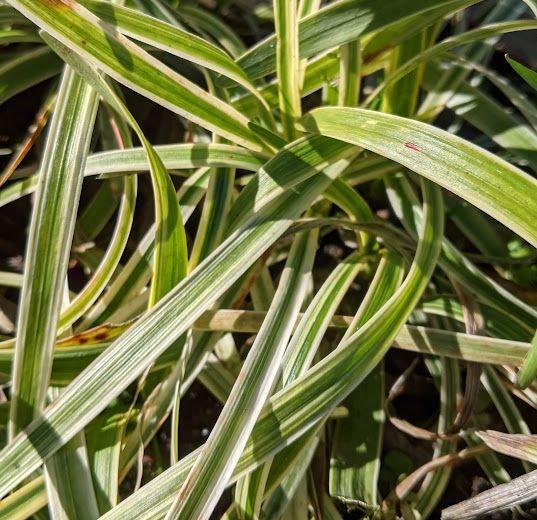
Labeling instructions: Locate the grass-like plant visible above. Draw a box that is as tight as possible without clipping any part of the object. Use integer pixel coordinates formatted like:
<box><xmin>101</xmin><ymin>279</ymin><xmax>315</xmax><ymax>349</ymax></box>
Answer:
<box><xmin>0</xmin><ymin>0</ymin><xmax>536</xmax><ymax>518</ymax></box>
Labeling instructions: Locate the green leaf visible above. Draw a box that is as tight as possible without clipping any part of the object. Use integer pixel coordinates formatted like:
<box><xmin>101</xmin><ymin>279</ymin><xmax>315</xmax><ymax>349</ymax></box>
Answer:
<box><xmin>79</xmin><ymin>166</ymin><xmax>208</xmax><ymax>328</ymax></box>
<box><xmin>506</xmin><ymin>55</ymin><xmax>537</xmax><ymax>92</ymax></box>
<box><xmin>188</xmin><ymin>83</ymin><xmax>237</xmax><ymax>271</ymax></box>
<box><xmin>415</xmin><ymin>357</ymin><xmax>459</xmax><ymax>516</ymax></box>
<box><xmin>43</xmin><ymin>284</ymin><xmax>101</xmax><ymax>520</ymax></box>
<box><xmin>260</xmin><ymin>437</ymin><xmax>319</xmax><ymax>520</ymax></box>
<box><xmin>0</xmin><ymin>47</ymin><xmax>61</xmax><ymax>105</ymax></box>
<box><xmin>177</xmin><ymin>3</ymin><xmax>246</xmax><ymax>58</ymax></box>
<box><xmin>282</xmin><ymin>251</ymin><xmax>368</xmax><ymax>387</ymax></box>
<box><xmin>86</xmin><ymin>410</ymin><xmax>128</xmax><ymax>513</ymax></box>
<box><xmin>380</xmin><ymin>29</ymin><xmax>427</xmax><ymax>117</ymax></box>
<box><xmin>330</xmin><ymin>253</ymin><xmax>404</xmax><ymax>506</ymax></box>
<box><xmin>365</xmin><ymin>20</ymin><xmax>537</xmax><ymax>106</ymax></box>
<box><xmin>0</xmin><ymin>271</ymin><xmax>23</xmax><ymax>288</ymax></box>
<box><xmin>57</xmin><ymin>174</ymin><xmax>137</xmax><ymax>331</ymax></box>
<box><xmin>522</xmin><ymin>0</ymin><xmax>537</xmax><ymax>16</ymax></box>
<box><xmin>300</xmin><ymin>107</ymin><xmax>537</xmax><ymax>247</ymax></box>
<box><xmin>0</xmin><ymin>144</ymin><xmax>267</xmax><ymax>210</ymax></box>
<box><xmin>0</xmin><ymin>476</ymin><xmax>47</xmax><ymax>519</ymax></box>
<box><xmin>8</xmin><ymin>67</ymin><xmax>99</xmax><ymax>437</ymax></box>
<box><xmin>517</xmin><ymin>330</ymin><xmax>537</xmax><ymax>389</ymax></box>
<box><xmin>0</xmin><ymin>27</ymin><xmax>41</xmax><ymax>44</ymax></box>
<box><xmin>227</xmin><ymin>0</ymin><xmax>479</xmax><ymax>84</ymax></box>
<box><xmin>337</xmin><ymin>39</ymin><xmax>361</xmax><ymax>107</ymax></box>
<box><xmin>418</xmin><ymin>0</ymin><xmax>527</xmax><ymax>118</ymax></box>
<box><xmin>44</xmin><ymin>388</ymin><xmax>100</xmax><ymax>520</ymax></box>
<box><xmin>168</xmin><ymin>230</ymin><xmax>320</xmax><ymax>518</ymax></box>
<box><xmin>449</xmin><ymin>55</ymin><xmax>537</xmax><ymax>132</ymax></box>
<box><xmin>0</xmin><ymin>135</ymin><xmax>353</xmax><ymax>498</ymax></box>
<box><xmin>8</xmin><ymin>0</ymin><xmax>265</xmax><ymax>151</ymax></box>
<box><xmin>420</xmin><ymin>296</ymin><xmax>531</xmax><ymax>342</ymax></box>
<box><xmin>41</xmin><ymin>33</ymin><xmax>188</xmax><ymax>305</ymax></box>
<box><xmin>385</xmin><ymin>172</ymin><xmax>537</xmax><ymax>333</ymax></box>
<box><xmin>274</xmin><ymin>0</ymin><xmax>301</xmax><ymax>140</ymax></box>
<box><xmin>87</xmin><ymin>144</ymin><xmax>268</xmax><ymax>178</ymax></box>
<box><xmin>424</xmin><ymin>64</ymin><xmax>537</xmax><ymax>173</ymax></box>
<box><xmin>80</xmin><ymin>0</ymin><xmax>272</xmax><ymax>119</ymax></box>
<box><xmin>0</xmin><ymin>310</ymin><xmax>529</xmax><ymax>385</ymax></box>
<box><xmin>2</xmin><ymin>4</ymin><xmax>536</xmax><ymax>517</ymax></box>
<box><xmin>91</xmin><ymin>178</ymin><xmax>444</xmax><ymax>520</ymax></box>
<box><xmin>481</xmin><ymin>366</ymin><xmax>534</xmax><ymax>473</ymax></box>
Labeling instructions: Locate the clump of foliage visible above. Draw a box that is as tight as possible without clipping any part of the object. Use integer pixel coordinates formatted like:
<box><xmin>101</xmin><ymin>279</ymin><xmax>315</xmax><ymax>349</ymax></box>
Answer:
<box><xmin>0</xmin><ymin>0</ymin><xmax>536</xmax><ymax>518</ymax></box>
